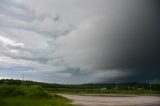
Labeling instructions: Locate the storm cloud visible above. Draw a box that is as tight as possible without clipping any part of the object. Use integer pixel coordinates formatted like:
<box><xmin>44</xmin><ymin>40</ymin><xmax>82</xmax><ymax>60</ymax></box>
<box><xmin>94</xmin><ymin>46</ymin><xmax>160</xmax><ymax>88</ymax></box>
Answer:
<box><xmin>0</xmin><ymin>0</ymin><xmax>160</xmax><ymax>83</ymax></box>
<box><xmin>55</xmin><ymin>0</ymin><xmax>160</xmax><ymax>82</ymax></box>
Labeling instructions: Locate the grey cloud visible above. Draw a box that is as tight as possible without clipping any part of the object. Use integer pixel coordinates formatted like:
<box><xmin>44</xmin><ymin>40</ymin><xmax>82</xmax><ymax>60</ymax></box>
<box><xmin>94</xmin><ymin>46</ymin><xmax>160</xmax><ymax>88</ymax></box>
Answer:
<box><xmin>0</xmin><ymin>0</ymin><xmax>34</xmax><ymax>22</ymax></box>
<box><xmin>55</xmin><ymin>0</ymin><xmax>160</xmax><ymax>82</ymax></box>
<box><xmin>0</xmin><ymin>0</ymin><xmax>70</xmax><ymax>38</ymax></box>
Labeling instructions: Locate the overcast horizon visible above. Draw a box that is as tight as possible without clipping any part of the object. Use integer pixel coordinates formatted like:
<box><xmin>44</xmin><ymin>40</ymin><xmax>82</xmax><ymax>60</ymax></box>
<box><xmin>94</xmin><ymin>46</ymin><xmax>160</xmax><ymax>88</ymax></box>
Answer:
<box><xmin>0</xmin><ymin>0</ymin><xmax>160</xmax><ymax>84</ymax></box>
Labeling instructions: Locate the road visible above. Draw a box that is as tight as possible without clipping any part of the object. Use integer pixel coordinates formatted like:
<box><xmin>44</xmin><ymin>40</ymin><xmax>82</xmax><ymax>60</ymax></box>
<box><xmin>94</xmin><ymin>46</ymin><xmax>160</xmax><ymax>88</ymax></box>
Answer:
<box><xmin>60</xmin><ymin>94</ymin><xmax>160</xmax><ymax>106</ymax></box>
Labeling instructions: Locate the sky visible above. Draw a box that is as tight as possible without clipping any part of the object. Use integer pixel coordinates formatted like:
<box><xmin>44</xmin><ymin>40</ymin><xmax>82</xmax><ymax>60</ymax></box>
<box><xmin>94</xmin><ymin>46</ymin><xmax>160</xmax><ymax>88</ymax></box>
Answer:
<box><xmin>0</xmin><ymin>0</ymin><xmax>160</xmax><ymax>84</ymax></box>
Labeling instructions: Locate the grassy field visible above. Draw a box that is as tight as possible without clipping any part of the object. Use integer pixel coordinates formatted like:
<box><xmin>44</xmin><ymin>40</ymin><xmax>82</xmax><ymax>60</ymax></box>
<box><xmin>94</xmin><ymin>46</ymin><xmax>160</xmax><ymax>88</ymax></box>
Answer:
<box><xmin>0</xmin><ymin>85</ymin><xmax>72</xmax><ymax>106</ymax></box>
<box><xmin>0</xmin><ymin>96</ymin><xmax>72</xmax><ymax>106</ymax></box>
<box><xmin>46</xmin><ymin>88</ymin><xmax>160</xmax><ymax>94</ymax></box>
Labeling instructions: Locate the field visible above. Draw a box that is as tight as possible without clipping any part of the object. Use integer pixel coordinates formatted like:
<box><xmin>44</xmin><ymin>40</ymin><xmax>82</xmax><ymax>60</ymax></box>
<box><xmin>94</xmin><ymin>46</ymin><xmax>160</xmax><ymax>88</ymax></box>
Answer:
<box><xmin>46</xmin><ymin>88</ymin><xmax>160</xmax><ymax>94</ymax></box>
<box><xmin>0</xmin><ymin>96</ymin><xmax>72</xmax><ymax>106</ymax></box>
<box><xmin>0</xmin><ymin>84</ymin><xmax>72</xmax><ymax>106</ymax></box>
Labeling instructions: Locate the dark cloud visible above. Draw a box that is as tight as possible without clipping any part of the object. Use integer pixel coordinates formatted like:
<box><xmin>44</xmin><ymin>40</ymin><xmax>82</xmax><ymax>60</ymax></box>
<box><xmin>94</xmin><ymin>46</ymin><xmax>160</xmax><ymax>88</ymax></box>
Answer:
<box><xmin>96</xmin><ymin>1</ymin><xmax>160</xmax><ymax>81</ymax></box>
<box><xmin>56</xmin><ymin>0</ymin><xmax>160</xmax><ymax>82</ymax></box>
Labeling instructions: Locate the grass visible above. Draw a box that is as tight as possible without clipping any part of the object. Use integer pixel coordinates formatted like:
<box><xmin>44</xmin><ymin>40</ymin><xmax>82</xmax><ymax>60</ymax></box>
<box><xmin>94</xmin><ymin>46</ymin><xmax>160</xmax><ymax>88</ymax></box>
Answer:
<box><xmin>0</xmin><ymin>85</ymin><xmax>72</xmax><ymax>106</ymax></box>
<box><xmin>46</xmin><ymin>88</ymin><xmax>160</xmax><ymax>94</ymax></box>
<box><xmin>0</xmin><ymin>96</ymin><xmax>72</xmax><ymax>106</ymax></box>
<box><xmin>0</xmin><ymin>85</ymin><xmax>52</xmax><ymax>98</ymax></box>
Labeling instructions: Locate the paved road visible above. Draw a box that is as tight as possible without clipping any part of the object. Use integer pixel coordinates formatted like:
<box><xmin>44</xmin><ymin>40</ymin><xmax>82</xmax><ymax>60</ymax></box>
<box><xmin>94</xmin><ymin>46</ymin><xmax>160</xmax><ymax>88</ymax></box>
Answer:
<box><xmin>60</xmin><ymin>94</ymin><xmax>160</xmax><ymax>106</ymax></box>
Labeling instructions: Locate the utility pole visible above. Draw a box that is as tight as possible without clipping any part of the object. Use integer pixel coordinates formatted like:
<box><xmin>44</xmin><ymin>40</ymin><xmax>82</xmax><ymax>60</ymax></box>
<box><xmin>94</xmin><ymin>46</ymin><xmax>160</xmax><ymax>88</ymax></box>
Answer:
<box><xmin>22</xmin><ymin>73</ymin><xmax>25</xmax><ymax>85</ymax></box>
<box><xmin>23</xmin><ymin>74</ymin><xmax>24</xmax><ymax>81</ymax></box>
<box><xmin>115</xmin><ymin>82</ymin><xmax>118</xmax><ymax>89</ymax></box>
<box><xmin>150</xmin><ymin>83</ymin><xmax>152</xmax><ymax>92</ymax></box>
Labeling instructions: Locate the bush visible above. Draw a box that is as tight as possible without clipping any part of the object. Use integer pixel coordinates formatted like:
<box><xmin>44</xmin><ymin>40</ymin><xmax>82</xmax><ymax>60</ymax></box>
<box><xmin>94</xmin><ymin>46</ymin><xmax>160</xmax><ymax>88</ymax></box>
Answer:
<box><xmin>0</xmin><ymin>85</ymin><xmax>52</xmax><ymax>98</ymax></box>
<box><xmin>0</xmin><ymin>85</ymin><xmax>24</xmax><ymax>97</ymax></box>
<box><xmin>23</xmin><ymin>85</ymin><xmax>52</xmax><ymax>98</ymax></box>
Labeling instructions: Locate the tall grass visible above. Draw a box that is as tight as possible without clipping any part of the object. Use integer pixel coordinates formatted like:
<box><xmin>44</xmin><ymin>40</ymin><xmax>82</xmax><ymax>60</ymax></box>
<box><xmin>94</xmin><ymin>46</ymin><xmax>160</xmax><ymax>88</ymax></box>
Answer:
<box><xmin>0</xmin><ymin>85</ymin><xmax>72</xmax><ymax>106</ymax></box>
<box><xmin>0</xmin><ymin>85</ymin><xmax>51</xmax><ymax>98</ymax></box>
<box><xmin>0</xmin><ymin>97</ymin><xmax>72</xmax><ymax>106</ymax></box>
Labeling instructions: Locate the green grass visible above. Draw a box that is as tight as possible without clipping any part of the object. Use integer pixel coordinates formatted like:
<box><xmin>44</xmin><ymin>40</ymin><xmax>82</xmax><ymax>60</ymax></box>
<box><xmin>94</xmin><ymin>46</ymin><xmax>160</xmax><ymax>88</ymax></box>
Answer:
<box><xmin>46</xmin><ymin>88</ymin><xmax>160</xmax><ymax>94</ymax></box>
<box><xmin>0</xmin><ymin>85</ymin><xmax>72</xmax><ymax>106</ymax></box>
<box><xmin>0</xmin><ymin>96</ymin><xmax>72</xmax><ymax>106</ymax></box>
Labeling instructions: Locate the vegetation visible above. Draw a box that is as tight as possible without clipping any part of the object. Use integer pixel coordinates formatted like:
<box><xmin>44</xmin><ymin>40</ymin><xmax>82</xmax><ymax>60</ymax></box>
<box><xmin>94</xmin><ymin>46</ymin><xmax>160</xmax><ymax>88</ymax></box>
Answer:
<box><xmin>0</xmin><ymin>79</ymin><xmax>160</xmax><ymax>106</ymax></box>
<box><xmin>1</xmin><ymin>79</ymin><xmax>160</xmax><ymax>91</ymax></box>
<box><xmin>0</xmin><ymin>96</ymin><xmax>72</xmax><ymax>106</ymax></box>
<box><xmin>0</xmin><ymin>84</ymin><xmax>72</xmax><ymax>106</ymax></box>
<box><xmin>46</xmin><ymin>88</ymin><xmax>160</xmax><ymax>94</ymax></box>
<box><xmin>0</xmin><ymin>79</ymin><xmax>160</xmax><ymax>95</ymax></box>
<box><xmin>0</xmin><ymin>85</ymin><xmax>51</xmax><ymax>98</ymax></box>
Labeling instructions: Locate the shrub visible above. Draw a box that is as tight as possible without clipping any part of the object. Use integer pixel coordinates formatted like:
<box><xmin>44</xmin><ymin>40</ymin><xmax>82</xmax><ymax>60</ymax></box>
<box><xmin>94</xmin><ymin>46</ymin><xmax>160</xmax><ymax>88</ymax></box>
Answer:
<box><xmin>23</xmin><ymin>85</ymin><xmax>52</xmax><ymax>98</ymax></box>
<box><xmin>0</xmin><ymin>85</ymin><xmax>24</xmax><ymax>97</ymax></box>
<box><xmin>0</xmin><ymin>85</ymin><xmax>52</xmax><ymax>98</ymax></box>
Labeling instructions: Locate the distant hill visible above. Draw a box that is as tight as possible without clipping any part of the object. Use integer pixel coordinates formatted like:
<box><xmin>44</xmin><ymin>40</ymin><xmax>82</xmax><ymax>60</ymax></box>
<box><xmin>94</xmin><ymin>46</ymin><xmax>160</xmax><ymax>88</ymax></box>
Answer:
<box><xmin>0</xmin><ymin>79</ymin><xmax>160</xmax><ymax>90</ymax></box>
